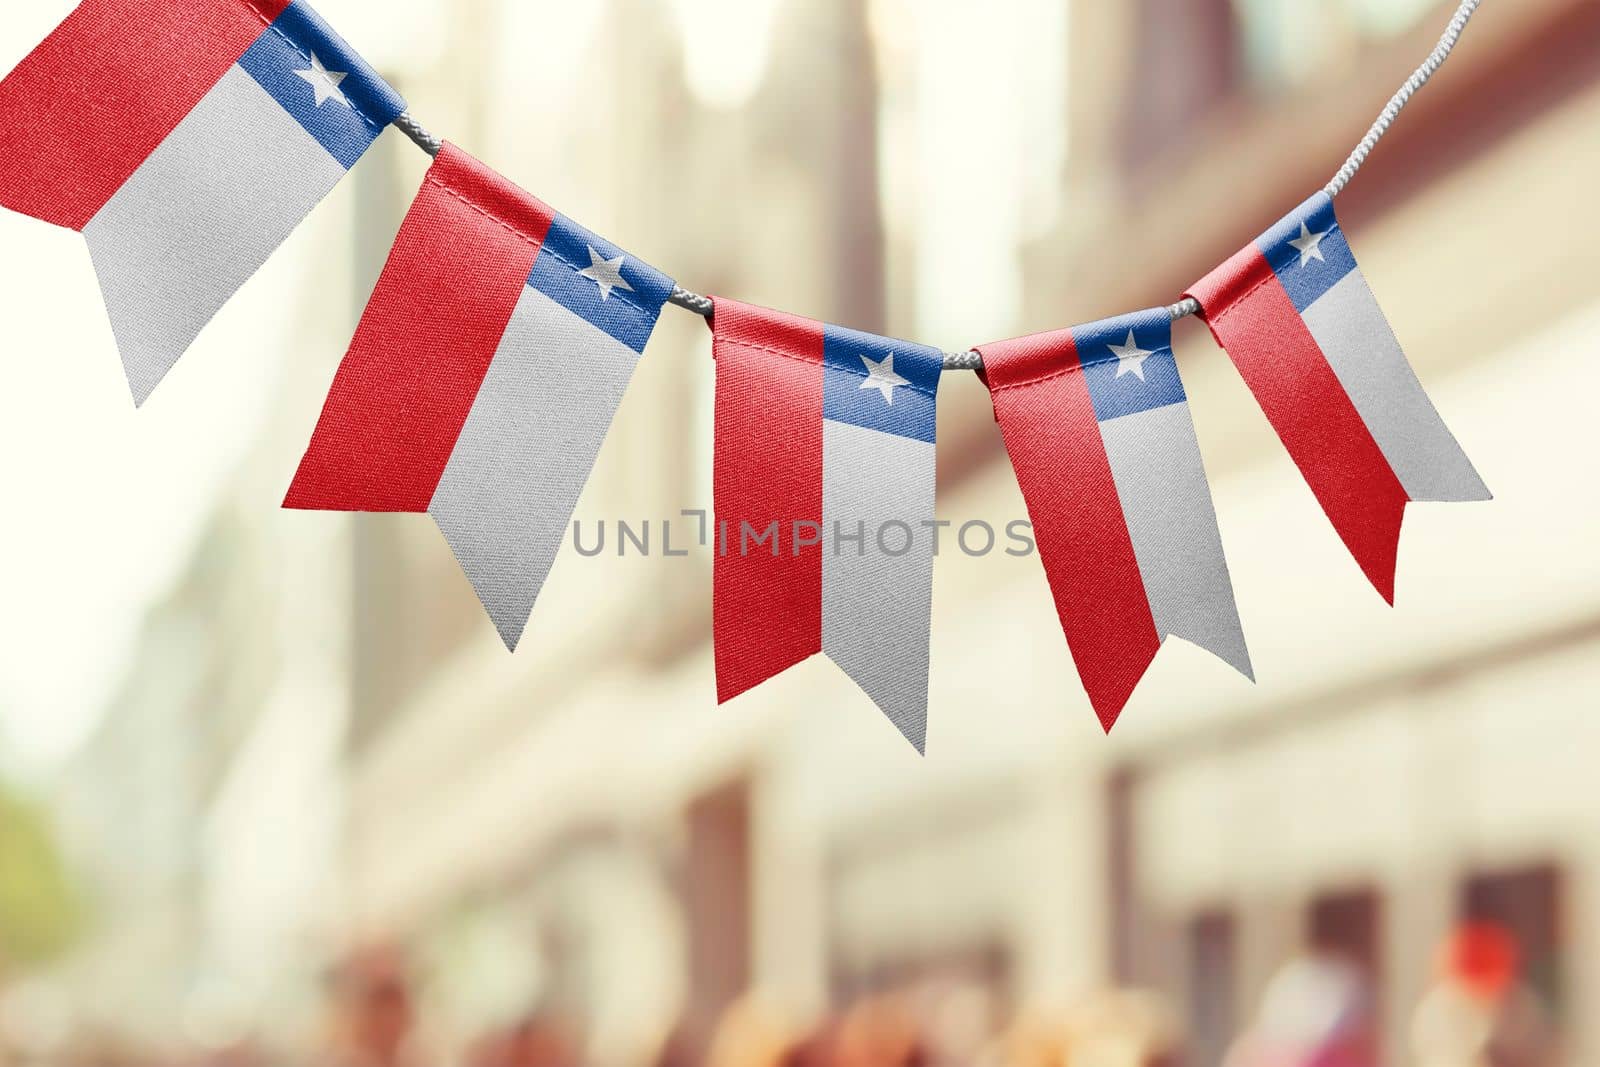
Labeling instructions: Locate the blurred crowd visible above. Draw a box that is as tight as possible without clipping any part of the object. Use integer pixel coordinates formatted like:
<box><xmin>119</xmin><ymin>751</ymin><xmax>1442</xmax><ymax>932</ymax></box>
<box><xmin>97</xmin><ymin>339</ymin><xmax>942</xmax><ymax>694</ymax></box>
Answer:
<box><xmin>0</xmin><ymin>923</ymin><xmax>1560</xmax><ymax>1067</ymax></box>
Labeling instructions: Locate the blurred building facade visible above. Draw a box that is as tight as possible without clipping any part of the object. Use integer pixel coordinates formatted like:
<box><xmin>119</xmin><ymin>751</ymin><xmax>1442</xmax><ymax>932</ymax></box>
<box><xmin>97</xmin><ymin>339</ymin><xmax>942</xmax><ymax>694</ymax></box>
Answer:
<box><xmin>9</xmin><ymin>0</ymin><xmax>1600</xmax><ymax>1063</ymax></box>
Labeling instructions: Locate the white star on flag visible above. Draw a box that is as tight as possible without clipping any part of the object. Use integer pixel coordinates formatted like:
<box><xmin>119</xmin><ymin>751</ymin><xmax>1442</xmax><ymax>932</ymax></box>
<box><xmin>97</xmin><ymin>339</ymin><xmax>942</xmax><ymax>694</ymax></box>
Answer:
<box><xmin>859</xmin><ymin>353</ymin><xmax>910</xmax><ymax>404</ymax></box>
<box><xmin>577</xmin><ymin>246</ymin><xmax>634</xmax><ymax>301</ymax></box>
<box><xmin>293</xmin><ymin>52</ymin><xmax>351</xmax><ymax>109</ymax></box>
<box><xmin>1109</xmin><ymin>332</ymin><xmax>1154</xmax><ymax>381</ymax></box>
<box><xmin>1289</xmin><ymin>221</ymin><xmax>1329</xmax><ymax>267</ymax></box>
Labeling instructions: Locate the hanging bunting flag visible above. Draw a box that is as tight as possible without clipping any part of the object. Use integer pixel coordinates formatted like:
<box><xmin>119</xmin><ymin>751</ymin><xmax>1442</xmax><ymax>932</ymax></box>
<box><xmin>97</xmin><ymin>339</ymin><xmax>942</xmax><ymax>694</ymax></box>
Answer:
<box><xmin>711</xmin><ymin>299</ymin><xmax>943</xmax><ymax>753</ymax></box>
<box><xmin>284</xmin><ymin>143</ymin><xmax>674</xmax><ymax>649</ymax></box>
<box><xmin>0</xmin><ymin>0</ymin><xmax>1497</xmax><ymax>740</ymax></box>
<box><xmin>977</xmin><ymin>310</ymin><xmax>1251</xmax><ymax>732</ymax></box>
<box><xmin>1187</xmin><ymin>192</ymin><xmax>1490</xmax><ymax>601</ymax></box>
<box><xmin>0</xmin><ymin>0</ymin><xmax>405</xmax><ymax>405</ymax></box>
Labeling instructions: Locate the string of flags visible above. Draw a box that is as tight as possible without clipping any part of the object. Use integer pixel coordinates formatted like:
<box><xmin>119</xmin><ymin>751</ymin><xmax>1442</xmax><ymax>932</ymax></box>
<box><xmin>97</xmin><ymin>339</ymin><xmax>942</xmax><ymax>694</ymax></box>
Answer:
<box><xmin>0</xmin><ymin>0</ymin><xmax>1490</xmax><ymax>748</ymax></box>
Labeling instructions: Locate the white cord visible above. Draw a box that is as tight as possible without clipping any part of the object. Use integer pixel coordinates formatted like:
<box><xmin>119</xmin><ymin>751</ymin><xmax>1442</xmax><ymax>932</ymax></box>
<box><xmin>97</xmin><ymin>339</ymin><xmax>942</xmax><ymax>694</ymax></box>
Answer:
<box><xmin>1326</xmin><ymin>0</ymin><xmax>1483</xmax><ymax>197</ymax></box>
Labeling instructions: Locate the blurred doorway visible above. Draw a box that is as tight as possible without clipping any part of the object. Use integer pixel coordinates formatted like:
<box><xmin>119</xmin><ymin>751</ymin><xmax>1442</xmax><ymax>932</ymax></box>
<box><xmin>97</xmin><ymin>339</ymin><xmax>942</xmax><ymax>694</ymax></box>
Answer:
<box><xmin>1186</xmin><ymin>909</ymin><xmax>1238</xmax><ymax>1067</ymax></box>
<box><xmin>679</xmin><ymin>779</ymin><xmax>753</xmax><ymax>1057</ymax></box>
<box><xmin>1308</xmin><ymin>886</ymin><xmax>1383</xmax><ymax>992</ymax></box>
<box><xmin>1461</xmin><ymin>864</ymin><xmax>1564</xmax><ymax>1018</ymax></box>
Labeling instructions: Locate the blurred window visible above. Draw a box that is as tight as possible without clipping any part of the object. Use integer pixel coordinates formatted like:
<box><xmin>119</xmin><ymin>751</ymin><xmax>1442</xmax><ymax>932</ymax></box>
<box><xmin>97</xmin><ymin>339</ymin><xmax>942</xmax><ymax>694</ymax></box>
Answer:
<box><xmin>1231</xmin><ymin>0</ymin><xmax>1443</xmax><ymax>89</ymax></box>
<box><xmin>831</xmin><ymin>942</ymin><xmax>1010</xmax><ymax>1007</ymax></box>
<box><xmin>1119</xmin><ymin>0</ymin><xmax>1447</xmax><ymax>160</ymax></box>
<box><xmin>1121</xmin><ymin>0</ymin><xmax>1242</xmax><ymax>171</ymax></box>
<box><xmin>1461</xmin><ymin>865</ymin><xmax>1565</xmax><ymax>1016</ymax></box>
<box><xmin>682</xmin><ymin>780</ymin><xmax>753</xmax><ymax>1055</ymax></box>
<box><xmin>1186</xmin><ymin>910</ymin><xmax>1237</xmax><ymax>1067</ymax></box>
<box><xmin>1107</xmin><ymin>769</ymin><xmax>1139</xmax><ymax>984</ymax></box>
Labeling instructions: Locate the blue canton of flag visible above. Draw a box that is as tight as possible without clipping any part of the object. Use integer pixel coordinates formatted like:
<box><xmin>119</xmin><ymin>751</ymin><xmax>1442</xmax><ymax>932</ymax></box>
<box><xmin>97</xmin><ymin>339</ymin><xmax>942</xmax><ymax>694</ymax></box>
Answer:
<box><xmin>528</xmin><ymin>214</ymin><xmax>675</xmax><ymax>354</ymax></box>
<box><xmin>1259</xmin><ymin>192</ymin><xmax>1360</xmax><ymax>313</ymax></box>
<box><xmin>1075</xmin><ymin>308</ymin><xmax>1188</xmax><ymax>423</ymax></box>
<box><xmin>236</xmin><ymin>1</ymin><xmax>404</xmax><ymax>169</ymax></box>
<box><xmin>821</xmin><ymin>325</ymin><xmax>942</xmax><ymax>442</ymax></box>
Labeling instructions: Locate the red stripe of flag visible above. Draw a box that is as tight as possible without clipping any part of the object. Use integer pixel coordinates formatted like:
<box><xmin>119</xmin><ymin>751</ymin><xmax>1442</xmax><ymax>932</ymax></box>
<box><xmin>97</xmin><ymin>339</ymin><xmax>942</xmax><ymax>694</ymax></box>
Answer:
<box><xmin>710</xmin><ymin>298</ymin><xmax>824</xmax><ymax>703</ymax></box>
<box><xmin>978</xmin><ymin>329</ymin><xmax>1160</xmax><ymax>732</ymax></box>
<box><xmin>1188</xmin><ymin>244</ymin><xmax>1409</xmax><ymax>603</ymax></box>
<box><xmin>285</xmin><ymin>143</ymin><xmax>553</xmax><ymax>512</ymax></box>
<box><xmin>0</xmin><ymin>0</ymin><xmax>291</xmax><ymax>230</ymax></box>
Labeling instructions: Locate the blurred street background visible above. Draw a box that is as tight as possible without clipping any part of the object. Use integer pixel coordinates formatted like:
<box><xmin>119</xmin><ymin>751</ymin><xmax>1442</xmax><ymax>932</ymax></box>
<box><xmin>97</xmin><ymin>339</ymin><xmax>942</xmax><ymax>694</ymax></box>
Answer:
<box><xmin>1</xmin><ymin>0</ymin><xmax>1599</xmax><ymax>1064</ymax></box>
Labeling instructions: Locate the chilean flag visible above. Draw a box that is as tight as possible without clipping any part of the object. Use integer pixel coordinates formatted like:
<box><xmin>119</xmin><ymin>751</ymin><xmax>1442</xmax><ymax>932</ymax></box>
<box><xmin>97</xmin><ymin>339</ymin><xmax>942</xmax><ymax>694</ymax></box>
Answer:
<box><xmin>286</xmin><ymin>144</ymin><xmax>674</xmax><ymax>649</ymax></box>
<box><xmin>978</xmin><ymin>310</ymin><xmax>1251</xmax><ymax>731</ymax></box>
<box><xmin>1188</xmin><ymin>192</ymin><xmax>1489</xmax><ymax>601</ymax></box>
<box><xmin>711</xmin><ymin>299</ymin><xmax>943</xmax><ymax>753</ymax></box>
<box><xmin>0</xmin><ymin>0</ymin><xmax>405</xmax><ymax>405</ymax></box>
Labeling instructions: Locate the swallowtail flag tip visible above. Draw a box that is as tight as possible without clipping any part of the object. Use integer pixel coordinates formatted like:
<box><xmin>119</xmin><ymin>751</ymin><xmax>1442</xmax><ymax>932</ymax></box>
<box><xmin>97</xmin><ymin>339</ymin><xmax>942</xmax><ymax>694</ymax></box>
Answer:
<box><xmin>1186</xmin><ymin>192</ymin><xmax>1489</xmax><ymax>603</ymax></box>
<box><xmin>977</xmin><ymin>309</ymin><xmax>1252</xmax><ymax>733</ymax></box>
<box><xmin>710</xmin><ymin>298</ymin><xmax>943</xmax><ymax>754</ymax></box>
<box><xmin>284</xmin><ymin>143</ymin><xmax>675</xmax><ymax>651</ymax></box>
<box><xmin>0</xmin><ymin>0</ymin><xmax>405</xmax><ymax>405</ymax></box>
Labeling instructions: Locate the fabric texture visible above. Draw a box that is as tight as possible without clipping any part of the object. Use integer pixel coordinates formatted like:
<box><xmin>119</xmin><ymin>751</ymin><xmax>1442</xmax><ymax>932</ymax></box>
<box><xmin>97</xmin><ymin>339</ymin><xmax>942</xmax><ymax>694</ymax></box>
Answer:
<box><xmin>979</xmin><ymin>309</ymin><xmax>1249</xmax><ymax>732</ymax></box>
<box><xmin>711</xmin><ymin>299</ymin><xmax>942</xmax><ymax>752</ymax></box>
<box><xmin>1187</xmin><ymin>192</ymin><xmax>1487</xmax><ymax>602</ymax></box>
<box><xmin>286</xmin><ymin>143</ymin><xmax>673</xmax><ymax>650</ymax></box>
<box><xmin>820</xmin><ymin>325</ymin><xmax>942</xmax><ymax>753</ymax></box>
<box><xmin>0</xmin><ymin>0</ymin><xmax>291</xmax><ymax>230</ymax></box>
<box><xmin>286</xmin><ymin>144</ymin><xmax>551</xmax><ymax>511</ymax></box>
<box><xmin>84</xmin><ymin>65</ymin><xmax>348</xmax><ymax>404</ymax></box>
<box><xmin>711</xmin><ymin>301</ymin><xmax>827</xmax><ymax>705</ymax></box>
<box><xmin>0</xmin><ymin>0</ymin><xmax>404</xmax><ymax>403</ymax></box>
